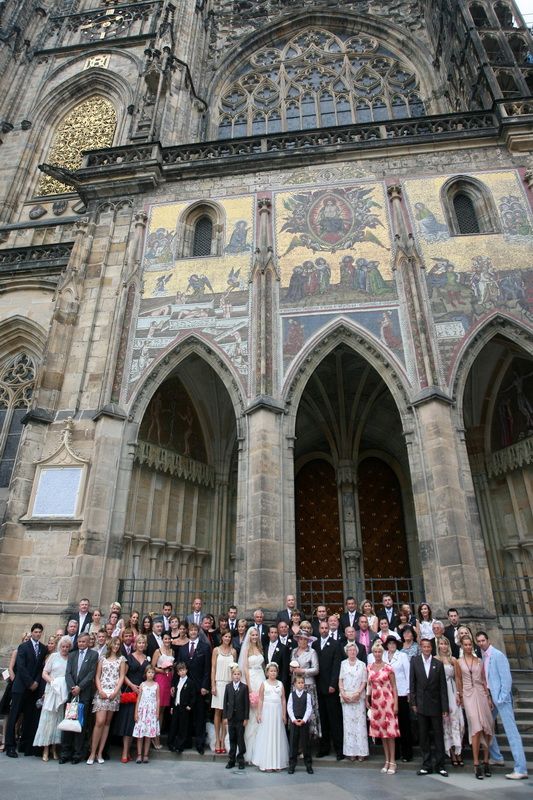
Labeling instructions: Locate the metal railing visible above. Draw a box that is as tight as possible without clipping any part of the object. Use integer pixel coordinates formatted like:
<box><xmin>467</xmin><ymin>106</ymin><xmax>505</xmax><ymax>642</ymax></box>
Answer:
<box><xmin>491</xmin><ymin>571</ymin><xmax>533</xmax><ymax>670</ymax></box>
<box><xmin>117</xmin><ymin>577</ymin><xmax>234</xmax><ymax>619</ymax></box>
<box><xmin>296</xmin><ymin>576</ymin><xmax>425</xmax><ymax>618</ymax></box>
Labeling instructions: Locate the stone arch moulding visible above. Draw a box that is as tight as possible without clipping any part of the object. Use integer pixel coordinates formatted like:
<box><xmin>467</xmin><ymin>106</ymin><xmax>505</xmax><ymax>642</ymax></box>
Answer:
<box><xmin>45</xmin><ymin>48</ymin><xmax>142</xmax><ymax>88</ymax></box>
<box><xmin>0</xmin><ymin>315</ymin><xmax>47</xmax><ymax>362</ymax></box>
<box><xmin>450</xmin><ymin>312</ymin><xmax>533</xmax><ymax>423</ymax></box>
<box><xmin>440</xmin><ymin>174</ymin><xmax>501</xmax><ymax>235</ymax></box>
<box><xmin>21</xmin><ymin>69</ymin><xmax>133</xmax><ymax>202</ymax></box>
<box><xmin>282</xmin><ymin>317</ymin><xmax>413</xmax><ymax>436</ymax></box>
<box><xmin>176</xmin><ymin>200</ymin><xmax>227</xmax><ymax>259</ymax></box>
<box><xmin>126</xmin><ymin>333</ymin><xmax>247</xmax><ymax>436</ymax></box>
<box><xmin>205</xmin><ymin>9</ymin><xmax>446</xmax><ymax>137</ymax></box>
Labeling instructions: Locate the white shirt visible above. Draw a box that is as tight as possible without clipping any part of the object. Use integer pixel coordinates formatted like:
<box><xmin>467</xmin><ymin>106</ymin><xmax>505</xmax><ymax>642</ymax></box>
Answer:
<box><xmin>329</xmin><ymin>630</ymin><xmax>338</xmax><ymax>640</ymax></box>
<box><xmin>423</xmin><ymin>655</ymin><xmax>432</xmax><ymax>678</ymax></box>
<box><xmin>77</xmin><ymin>648</ymin><xmax>87</xmax><ymax>673</ymax></box>
<box><xmin>79</xmin><ymin>612</ymin><xmax>88</xmax><ymax>631</ymax></box>
<box><xmin>268</xmin><ymin>642</ymin><xmax>278</xmax><ymax>662</ymax></box>
<box><xmin>280</xmin><ymin>636</ymin><xmax>288</xmax><ymax>646</ymax></box>
<box><xmin>194</xmin><ymin>612</ymin><xmax>201</xmax><ymax>624</ymax></box>
<box><xmin>175</xmin><ymin>675</ymin><xmax>187</xmax><ymax>706</ymax></box>
<box><xmin>287</xmin><ymin>690</ymin><xmax>312</xmax><ymax>723</ymax></box>
<box><xmin>384</xmin><ymin>650</ymin><xmax>410</xmax><ymax>696</ymax></box>
<box><xmin>320</xmin><ymin>637</ymin><xmax>329</xmax><ymax>650</ymax></box>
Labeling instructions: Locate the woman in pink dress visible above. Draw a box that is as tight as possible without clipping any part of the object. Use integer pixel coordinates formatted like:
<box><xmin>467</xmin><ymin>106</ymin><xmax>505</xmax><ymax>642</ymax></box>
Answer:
<box><xmin>456</xmin><ymin>634</ymin><xmax>494</xmax><ymax>780</ymax></box>
<box><xmin>152</xmin><ymin>632</ymin><xmax>174</xmax><ymax>748</ymax></box>
<box><xmin>366</xmin><ymin>640</ymin><xmax>400</xmax><ymax>774</ymax></box>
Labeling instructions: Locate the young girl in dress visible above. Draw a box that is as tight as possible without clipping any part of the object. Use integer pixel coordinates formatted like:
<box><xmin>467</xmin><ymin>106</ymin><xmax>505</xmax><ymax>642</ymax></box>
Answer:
<box><xmin>253</xmin><ymin>663</ymin><xmax>289</xmax><ymax>772</ymax></box>
<box><xmin>133</xmin><ymin>665</ymin><xmax>160</xmax><ymax>763</ymax></box>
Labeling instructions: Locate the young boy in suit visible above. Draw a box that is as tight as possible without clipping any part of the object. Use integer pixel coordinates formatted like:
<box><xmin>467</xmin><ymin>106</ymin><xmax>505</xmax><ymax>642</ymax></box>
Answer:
<box><xmin>223</xmin><ymin>665</ymin><xmax>249</xmax><ymax>769</ymax></box>
<box><xmin>168</xmin><ymin>662</ymin><xmax>196</xmax><ymax>753</ymax></box>
<box><xmin>288</xmin><ymin>674</ymin><xmax>314</xmax><ymax>774</ymax></box>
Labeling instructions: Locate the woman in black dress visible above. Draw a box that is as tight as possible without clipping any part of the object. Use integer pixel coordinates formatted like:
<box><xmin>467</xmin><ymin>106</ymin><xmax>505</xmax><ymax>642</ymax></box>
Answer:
<box><xmin>115</xmin><ymin>633</ymin><xmax>150</xmax><ymax>762</ymax></box>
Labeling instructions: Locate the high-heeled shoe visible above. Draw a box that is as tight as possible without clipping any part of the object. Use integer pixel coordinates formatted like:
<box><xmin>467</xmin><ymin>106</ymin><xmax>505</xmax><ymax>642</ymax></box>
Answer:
<box><xmin>387</xmin><ymin>762</ymin><xmax>397</xmax><ymax>774</ymax></box>
<box><xmin>380</xmin><ymin>762</ymin><xmax>389</xmax><ymax>773</ymax></box>
<box><xmin>42</xmin><ymin>754</ymin><xmax>49</xmax><ymax>762</ymax></box>
<box><xmin>483</xmin><ymin>762</ymin><xmax>492</xmax><ymax>777</ymax></box>
<box><xmin>475</xmin><ymin>764</ymin><xmax>483</xmax><ymax>780</ymax></box>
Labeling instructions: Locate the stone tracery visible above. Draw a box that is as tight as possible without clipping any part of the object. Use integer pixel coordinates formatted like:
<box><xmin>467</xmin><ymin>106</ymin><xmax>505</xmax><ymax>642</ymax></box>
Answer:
<box><xmin>216</xmin><ymin>27</ymin><xmax>425</xmax><ymax>138</ymax></box>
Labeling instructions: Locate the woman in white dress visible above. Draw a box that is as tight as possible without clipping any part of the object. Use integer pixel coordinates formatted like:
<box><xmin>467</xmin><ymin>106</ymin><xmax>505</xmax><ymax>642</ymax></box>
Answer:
<box><xmin>339</xmin><ymin>643</ymin><xmax>368</xmax><ymax>760</ymax></box>
<box><xmin>211</xmin><ymin>630</ymin><xmax>237</xmax><ymax>753</ymax></box>
<box><xmin>436</xmin><ymin>636</ymin><xmax>464</xmax><ymax>766</ymax></box>
<box><xmin>238</xmin><ymin>627</ymin><xmax>264</xmax><ymax>761</ymax></box>
<box><xmin>33</xmin><ymin>636</ymin><xmax>71</xmax><ymax>761</ymax></box>
<box><xmin>253</xmin><ymin>663</ymin><xmax>289</xmax><ymax>771</ymax></box>
<box><xmin>416</xmin><ymin>602</ymin><xmax>435</xmax><ymax>642</ymax></box>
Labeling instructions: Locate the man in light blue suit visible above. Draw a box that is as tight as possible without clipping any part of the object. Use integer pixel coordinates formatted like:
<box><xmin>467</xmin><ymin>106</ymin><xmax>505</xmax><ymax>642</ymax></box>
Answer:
<box><xmin>476</xmin><ymin>632</ymin><xmax>528</xmax><ymax>781</ymax></box>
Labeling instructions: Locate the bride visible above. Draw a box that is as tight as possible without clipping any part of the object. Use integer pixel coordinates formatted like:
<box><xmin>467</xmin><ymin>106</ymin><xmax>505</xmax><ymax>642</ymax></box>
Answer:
<box><xmin>238</xmin><ymin>627</ymin><xmax>265</xmax><ymax>761</ymax></box>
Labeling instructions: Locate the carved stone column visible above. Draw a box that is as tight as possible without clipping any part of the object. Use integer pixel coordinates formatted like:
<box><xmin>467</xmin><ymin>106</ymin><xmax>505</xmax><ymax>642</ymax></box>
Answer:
<box><xmin>336</xmin><ymin>460</ymin><xmax>363</xmax><ymax>590</ymax></box>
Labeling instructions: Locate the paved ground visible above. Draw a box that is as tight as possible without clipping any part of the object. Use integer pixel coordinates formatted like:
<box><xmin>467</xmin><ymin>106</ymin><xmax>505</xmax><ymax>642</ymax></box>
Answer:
<box><xmin>1</xmin><ymin>753</ymin><xmax>530</xmax><ymax>800</ymax></box>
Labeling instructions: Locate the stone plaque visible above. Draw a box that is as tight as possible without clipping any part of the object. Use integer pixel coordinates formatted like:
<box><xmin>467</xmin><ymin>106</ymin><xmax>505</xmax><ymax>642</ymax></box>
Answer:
<box><xmin>32</xmin><ymin>467</ymin><xmax>83</xmax><ymax>517</ymax></box>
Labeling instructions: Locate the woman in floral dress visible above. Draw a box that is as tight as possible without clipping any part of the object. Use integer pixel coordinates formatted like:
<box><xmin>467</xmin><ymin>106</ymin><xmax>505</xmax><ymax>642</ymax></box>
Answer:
<box><xmin>87</xmin><ymin>637</ymin><xmax>126</xmax><ymax>764</ymax></box>
<box><xmin>366</xmin><ymin>640</ymin><xmax>400</xmax><ymax>774</ymax></box>
<box><xmin>133</xmin><ymin>665</ymin><xmax>160</xmax><ymax>763</ymax></box>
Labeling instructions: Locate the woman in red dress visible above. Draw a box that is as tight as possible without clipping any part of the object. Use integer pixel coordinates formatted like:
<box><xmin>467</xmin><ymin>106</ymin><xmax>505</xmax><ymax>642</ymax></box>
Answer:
<box><xmin>366</xmin><ymin>640</ymin><xmax>400</xmax><ymax>774</ymax></box>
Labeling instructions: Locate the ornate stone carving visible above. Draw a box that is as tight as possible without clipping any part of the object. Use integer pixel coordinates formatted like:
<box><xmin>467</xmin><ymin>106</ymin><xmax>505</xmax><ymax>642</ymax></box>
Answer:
<box><xmin>485</xmin><ymin>435</ymin><xmax>533</xmax><ymax>479</ymax></box>
<box><xmin>36</xmin><ymin>96</ymin><xmax>117</xmax><ymax>196</ymax></box>
<box><xmin>134</xmin><ymin>440</ymin><xmax>215</xmax><ymax>487</ymax></box>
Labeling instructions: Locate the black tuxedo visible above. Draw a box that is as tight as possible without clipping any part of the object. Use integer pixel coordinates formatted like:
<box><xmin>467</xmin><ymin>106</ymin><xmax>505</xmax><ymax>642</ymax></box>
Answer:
<box><xmin>378</xmin><ymin>607</ymin><xmax>399</xmax><ymax>630</ymax></box>
<box><xmin>168</xmin><ymin>675</ymin><xmax>196</xmax><ymax>752</ymax></box>
<box><xmin>410</xmin><ymin>654</ymin><xmax>449</xmax><ymax>772</ymax></box>
<box><xmin>275</xmin><ymin>608</ymin><xmax>295</xmax><ymax>625</ymax></box>
<box><xmin>311</xmin><ymin>617</ymin><xmax>328</xmax><ymax>637</ymax></box>
<box><xmin>178</xmin><ymin>639</ymin><xmax>211</xmax><ymax>750</ymax></box>
<box><xmin>339</xmin><ymin>610</ymin><xmax>360</xmax><ymax>633</ymax></box>
<box><xmin>5</xmin><ymin>638</ymin><xmax>47</xmax><ymax>754</ymax></box>
<box><xmin>227</xmin><ymin>619</ymin><xmax>238</xmax><ymax>635</ymax></box>
<box><xmin>61</xmin><ymin>647</ymin><xmax>98</xmax><ymax>760</ymax></box>
<box><xmin>146</xmin><ymin>632</ymin><xmax>163</xmax><ymax>659</ymax></box>
<box><xmin>313</xmin><ymin>636</ymin><xmax>343</xmax><ymax>757</ymax></box>
<box><xmin>265</xmin><ymin>639</ymin><xmax>290</xmax><ymax>697</ymax></box>
<box><xmin>66</xmin><ymin>611</ymin><xmax>92</xmax><ymax>636</ymax></box>
<box><xmin>443</xmin><ymin>625</ymin><xmax>460</xmax><ymax>659</ymax></box>
<box><xmin>223</xmin><ymin>681</ymin><xmax>250</xmax><ymax>765</ymax></box>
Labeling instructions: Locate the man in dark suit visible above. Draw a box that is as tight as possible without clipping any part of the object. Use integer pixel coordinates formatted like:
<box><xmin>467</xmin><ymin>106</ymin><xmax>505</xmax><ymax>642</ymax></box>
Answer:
<box><xmin>223</xmin><ymin>665</ymin><xmax>250</xmax><ymax>769</ymax></box>
<box><xmin>120</xmin><ymin>628</ymin><xmax>134</xmax><ymax>658</ymax></box>
<box><xmin>252</xmin><ymin>608</ymin><xmax>270</xmax><ymax>651</ymax></box>
<box><xmin>5</xmin><ymin>623</ymin><xmax>47</xmax><ymax>757</ymax></box>
<box><xmin>275</xmin><ymin>594</ymin><xmax>297</xmax><ymax>625</ymax></box>
<box><xmin>146</xmin><ymin>618</ymin><xmax>164</xmax><ymax>659</ymax></box>
<box><xmin>265</xmin><ymin>624</ymin><xmax>290</xmax><ymax>698</ymax></box>
<box><xmin>177</xmin><ymin>623</ymin><xmax>210</xmax><ymax>754</ymax></box>
<box><xmin>377</xmin><ymin>593</ymin><xmax>398</xmax><ymax>631</ymax></box>
<box><xmin>443</xmin><ymin>607</ymin><xmax>461</xmax><ymax>658</ymax></box>
<box><xmin>355</xmin><ymin>615</ymin><xmax>379</xmax><ymax>655</ymax></box>
<box><xmin>410</xmin><ymin>637</ymin><xmax>449</xmax><ymax>777</ymax></box>
<box><xmin>339</xmin><ymin>596</ymin><xmax>360</xmax><ymax>634</ymax></box>
<box><xmin>60</xmin><ymin>631</ymin><xmax>99</xmax><ymax>763</ymax></box>
<box><xmin>313</xmin><ymin>621</ymin><xmax>343</xmax><ymax>760</ymax></box>
<box><xmin>311</xmin><ymin>604</ymin><xmax>329</xmax><ymax>637</ymax></box>
<box><xmin>65</xmin><ymin>618</ymin><xmax>79</xmax><ymax>650</ymax></box>
<box><xmin>66</xmin><ymin>598</ymin><xmax>92</xmax><ymax>636</ymax></box>
<box><xmin>277</xmin><ymin>620</ymin><xmax>294</xmax><ymax>651</ymax></box>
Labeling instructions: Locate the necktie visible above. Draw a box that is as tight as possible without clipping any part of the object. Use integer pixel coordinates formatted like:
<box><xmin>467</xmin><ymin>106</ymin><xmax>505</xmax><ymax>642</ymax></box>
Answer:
<box><xmin>78</xmin><ymin>650</ymin><xmax>85</xmax><ymax>675</ymax></box>
<box><xmin>189</xmin><ymin>641</ymin><xmax>195</xmax><ymax>657</ymax></box>
<box><xmin>33</xmin><ymin>641</ymin><xmax>39</xmax><ymax>658</ymax></box>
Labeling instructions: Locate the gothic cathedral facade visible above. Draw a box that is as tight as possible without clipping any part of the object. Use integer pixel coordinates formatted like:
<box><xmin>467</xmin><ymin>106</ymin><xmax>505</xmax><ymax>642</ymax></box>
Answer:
<box><xmin>0</xmin><ymin>0</ymin><xmax>532</xmax><ymax>659</ymax></box>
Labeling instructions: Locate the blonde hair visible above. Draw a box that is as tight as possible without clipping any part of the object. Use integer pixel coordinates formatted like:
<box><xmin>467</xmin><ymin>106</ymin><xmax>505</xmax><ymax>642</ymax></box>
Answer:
<box><xmin>371</xmin><ymin>639</ymin><xmax>384</xmax><ymax>653</ymax></box>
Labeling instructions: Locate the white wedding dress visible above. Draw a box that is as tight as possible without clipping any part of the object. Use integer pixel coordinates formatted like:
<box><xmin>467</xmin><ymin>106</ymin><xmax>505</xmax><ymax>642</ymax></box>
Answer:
<box><xmin>252</xmin><ymin>679</ymin><xmax>289</xmax><ymax>771</ymax></box>
<box><xmin>244</xmin><ymin>653</ymin><xmax>265</xmax><ymax>761</ymax></box>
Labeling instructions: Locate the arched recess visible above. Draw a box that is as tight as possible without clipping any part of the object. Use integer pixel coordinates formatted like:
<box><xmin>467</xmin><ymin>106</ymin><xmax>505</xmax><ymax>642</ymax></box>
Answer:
<box><xmin>453</xmin><ymin>316</ymin><xmax>533</xmax><ymax>665</ymax></box>
<box><xmin>206</xmin><ymin>11</ymin><xmax>446</xmax><ymax>139</ymax></box>
<box><xmin>0</xmin><ymin>316</ymin><xmax>46</xmax><ymax>509</ymax></box>
<box><xmin>110</xmin><ymin>337</ymin><xmax>245</xmax><ymax>612</ymax></box>
<box><xmin>283</xmin><ymin>322</ymin><xmax>418</xmax><ymax>611</ymax></box>
<box><xmin>175</xmin><ymin>201</ymin><xmax>226</xmax><ymax>259</ymax></box>
<box><xmin>5</xmin><ymin>68</ymin><xmax>132</xmax><ymax>211</ymax></box>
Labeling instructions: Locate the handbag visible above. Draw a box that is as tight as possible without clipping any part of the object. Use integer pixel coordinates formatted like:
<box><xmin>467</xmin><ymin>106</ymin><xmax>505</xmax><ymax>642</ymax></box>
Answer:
<box><xmin>120</xmin><ymin>691</ymin><xmax>138</xmax><ymax>704</ymax></box>
<box><xmin>64</xmin><ymin>697</ymin><xmax>85</xmax><ymax>727</ymax></box>
<box><xmin>58</xmin><ymin>717</ymin><xmax>82</xmax><ymax>733</ymax></box>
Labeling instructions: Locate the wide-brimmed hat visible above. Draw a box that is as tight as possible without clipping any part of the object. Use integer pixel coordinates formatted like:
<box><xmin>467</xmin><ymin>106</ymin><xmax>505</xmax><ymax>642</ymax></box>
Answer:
<box><xmin>296</xmin><ymin>630</ymin><xmax>310</xmax><ymax>639</ymax></box>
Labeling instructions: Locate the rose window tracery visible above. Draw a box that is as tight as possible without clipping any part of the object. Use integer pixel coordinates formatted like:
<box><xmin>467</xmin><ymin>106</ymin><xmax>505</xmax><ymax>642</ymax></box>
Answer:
<box><xmin>217</xmin><ymin>28</ymin><xmax>425</xmax><ymax>138</ymax></box>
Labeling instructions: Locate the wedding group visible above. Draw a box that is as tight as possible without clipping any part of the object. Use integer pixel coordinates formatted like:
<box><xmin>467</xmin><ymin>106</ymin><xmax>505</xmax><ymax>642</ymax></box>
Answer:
<box><xmin>0</xmin><ymin>592</ymin><xmax>528</xmax><ymax>780</ymax></box>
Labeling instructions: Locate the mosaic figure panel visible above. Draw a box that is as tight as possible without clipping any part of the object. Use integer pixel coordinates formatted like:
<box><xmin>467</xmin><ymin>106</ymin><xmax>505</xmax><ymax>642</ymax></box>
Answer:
<box><xmin>274</xmin><ymin>181</ymin><xmax>396</xmax><ymax>309</ymax></box>
<box><xmin>128</xmin><ymin>195</ymin><xmax>254</xmax><ymax>390</ymax></box>
<box><xmin>404</xmin><ymin>171</ymin><xmax>533</xmax><ymax>374</ymax></box>
<box><xmin>282</xmin><ymin>308</ymin><xmax>403</xmax><ymax>374</ymax></box>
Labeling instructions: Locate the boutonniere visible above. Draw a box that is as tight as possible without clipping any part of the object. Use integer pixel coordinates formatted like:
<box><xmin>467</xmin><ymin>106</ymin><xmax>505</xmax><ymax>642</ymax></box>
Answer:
<box><xmin>326</xmin><ymin>641</ymin><xmax>330</xmax><ymax>647</ymax></box>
